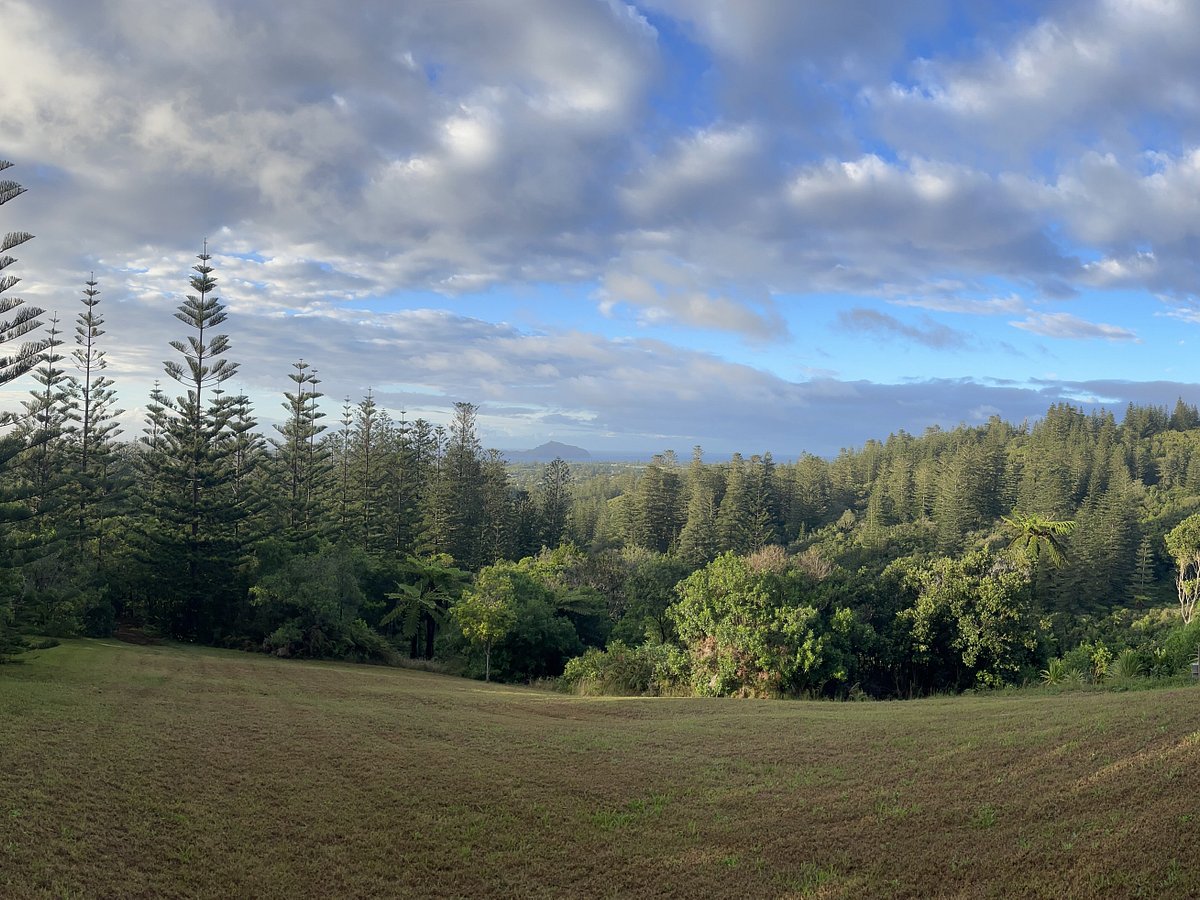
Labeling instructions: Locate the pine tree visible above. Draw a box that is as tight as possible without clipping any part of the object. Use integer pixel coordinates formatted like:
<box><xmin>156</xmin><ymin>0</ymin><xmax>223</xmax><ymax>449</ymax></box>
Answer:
<box><xmin>7</xmin><ymin>316</ymin><xmax>74</xmax><ymax>641</ymax></box>
<box><xmin>745</xmin><ymin>453</ymin><xmax>781</xmax><ymax>551</ymax></box>
<box><xmin>14</xmin><ymin>314</ymin><xmax>72</xmax><ymax>519</ymax></box>
<box><xmin>536</xmin><ymin>457</ymin><xmax>572</xmax><ymax>549</ymax></box>
<box><xmin>66</xmin><ymin>275</ymin><xmax>123</xmax><ymax>560</ymax></box>
<box><xmin>152</xmin><ymin>244</ymin><xmax>245</xmax><ymax>638</ymax></box>
<box><xmin>480</xmin><ymin>449</ymin><xmax>516</xmax><ymax>564</ymax></box>
<box><xmin>633</xmin><ymin>451</ymin><xmax>683</xmax><ymax>553</ymax></box>
<box><xmin>678</xmin><ymin>446</ymin><xmax>720</xmax><ymax>567</ymax></box>
<box><xmin>0</xmin><ymin>161</ymin><xmax>44</xmax><ymax>392</ymax></box>
<box><xmin>434</xmin><ymin>402</ymin><xmax>485</xmax><ymax>566</ymax></box>
<box><xmin>717</xmin><ymin>453</ymin><xmax>751</xmax><ymax>554</ymax></box>
<box><xmin>223</xmin><ymin>391</ymin><xmax>266</xmax><ymax>546</ymax></box>
<box><xmin>347</xmin><ymin>390</ymin><xmax>382</xmax><ymax>551</ymax></box>
<box><xmin>335</xmin><ymin>397</ymin><xmax>354</xmax><ymax>534</ymax></box>
<box><xmin>270</xmin><ymin>359</ymin><xmax>330</xmax><ymax>547</ymax></box>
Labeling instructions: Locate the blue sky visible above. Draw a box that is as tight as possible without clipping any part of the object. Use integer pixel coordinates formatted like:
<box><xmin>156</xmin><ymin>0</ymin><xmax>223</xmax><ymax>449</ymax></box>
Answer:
<box><xmin>5</xmin><ymin>0</ymin><xmax>1200</xmax><ymax>456</ymax></box>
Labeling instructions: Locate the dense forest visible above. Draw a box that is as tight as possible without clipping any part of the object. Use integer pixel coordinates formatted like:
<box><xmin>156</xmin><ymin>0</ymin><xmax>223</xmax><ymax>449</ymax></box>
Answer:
<box><xmin>4</xmin><ymin>160</ymin><xmax>1200</xmax><ymax>698</ymax></box>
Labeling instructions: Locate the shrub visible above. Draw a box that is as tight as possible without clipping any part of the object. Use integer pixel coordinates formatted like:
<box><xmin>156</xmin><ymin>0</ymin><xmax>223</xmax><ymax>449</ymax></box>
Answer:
<box><xmin>263</xmin><ymin>621</ymin><xmax>304</xmax><ymax>657</ymax></box>
<box><xmin>1061</xmin><ymin>641</ymin><xmax>1112</xmax><ymax>683</ymax></box>
<box><xmin>1148</xmin><ymin>647</ymin><xmax>1176</xmax><ymax>678</ymax></box>
<box><xmin>1162</xmin><ymin>617</ymin><xmax>1200</xmax><ymax>674</ymax></box>
<box><xmin>1041</xmin><ymin>657</ymin><xmax>1070</xmax><ymax>685</ymax></box>
<box><xmin>1110</xmin><ymin>648</ymin><xmax>1146</xmax><ymax>681</ymax></box>
<box><xmin>562</xmin><ymin>641</ymin><xmax>691</xmax><ymax>696</ymax></box>
<box><xmin>341</xmin><ymin>618</ymin><xmax>398</xmax><ymax>664</ymax></box>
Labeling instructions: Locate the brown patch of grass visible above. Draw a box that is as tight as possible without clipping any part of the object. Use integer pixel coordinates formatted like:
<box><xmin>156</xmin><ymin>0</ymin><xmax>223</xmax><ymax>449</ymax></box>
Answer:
<box><xmin>3</xmin><ymin>640</ymin><xmax>1200</xmax><ymax>897</ymax></box>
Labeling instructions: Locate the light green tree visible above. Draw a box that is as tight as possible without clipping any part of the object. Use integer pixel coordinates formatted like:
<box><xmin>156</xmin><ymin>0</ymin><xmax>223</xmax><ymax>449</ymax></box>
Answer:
<box><xmin>1165</xmin><ymin>514</ymin><xmax>1200</xmax><ymax>624</ymax></box>
<box><xmin>453</xmin><ymin>565</ymin><xmax>518</xmax><ymax>681</ymax></box>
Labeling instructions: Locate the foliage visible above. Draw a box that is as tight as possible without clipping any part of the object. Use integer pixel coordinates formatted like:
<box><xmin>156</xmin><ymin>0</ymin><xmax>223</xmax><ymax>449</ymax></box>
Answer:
<box><xmin>452</xmin><ymin>562</ymin><xmax>519</xmax><ymax>681</ymax></box>
<box><xmin>561</xmin><ymin>640</ymin><xmax>691</xmax><ymax>696</ymax></box>
<box><xmin>1002</xmin><ymin>513</ymin><xmax>1076</xmax><ymax>568</ymax></box>
<box><xmin>382</xmin><ymin>553</ymin><xmax>469</xmax><ymax>659</ymax></box>
<box><xmin>1110</xmin><ymin>647</ymin><xmax>1145</xmax><ymax>680</ymax></box>
<box><xmin>1165</xmin><ymin>514</ymin><xmax>1200</xmax><ymax>624</ymax></box>
<box><xmin>1041</xmin><ymin>657</ymin><xmax>1069</xmax><ymax>685</ymax></box>
<box><xmin>891</xmin><ymin>549</ymin><xmax>1038</xmax><ymax>691</ymax></box>
<box><xmin>249</xmin><ymin>545</ymin><xmax>388</xmax><ymax>661</ymax></box>
<box><xmin>670</xmin><ymin>551</ymin><xmax>860</xmax><ymax>697</ymax></box>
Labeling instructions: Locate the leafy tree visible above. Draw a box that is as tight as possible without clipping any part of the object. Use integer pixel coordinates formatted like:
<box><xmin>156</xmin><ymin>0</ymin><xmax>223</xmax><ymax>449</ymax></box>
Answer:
<box><xmin>610</xmin><ymin>547</ymin><xmax>688</xmax><ymax>645</ymax></box>
<box><xmin>892</xmin><ymin>549</ymin><xmax>1038</xmax><ymax>691</ymax></box>
<box><xmin>670</xmin><ymin>551</ymin><xmax>858</xmax><ymax>697</ymax></box>
<box><xmin>250</xmin><ymin>545</ymin><xmax>389</xmax><ymax>661</ymax></box>
<box><xmin>1001</xmin><ymin>512</ymin><xmax>1076</xmax><ymax>602</ymax></box>
<box><xmin>453</xmin><ymin>563</ymin><xmax>518</xmax><ymax>681</ymax></box>
<box><xmin>1165</xmin><ymin>514</ymin><xmax>1200</xmax><ymax>624</ymax></box>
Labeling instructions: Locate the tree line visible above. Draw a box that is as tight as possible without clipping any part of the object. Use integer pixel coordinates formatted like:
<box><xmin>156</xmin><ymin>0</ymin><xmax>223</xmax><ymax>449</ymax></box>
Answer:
<box><xmin>4</xmin><ymin>159</ymin><xmax>1200</xmax><ymax>698</ymax></box>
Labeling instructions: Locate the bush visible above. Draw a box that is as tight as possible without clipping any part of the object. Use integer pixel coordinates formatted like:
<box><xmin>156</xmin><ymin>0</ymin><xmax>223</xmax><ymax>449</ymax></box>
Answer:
<box><xmin>341</xmin><ymin>618</ymin><xmax>398</xmax><ymax>664</ymax></box>
<box><xmin>1110</xmin><ymin>648</ymin><xmax>1146</xmax><ymax>681</ymax></box>
<box><xmin>1041</xmin><ymin>657</ymin><xmax>1070</xmax><ymax>685</ymax></box>
<box><xmin>562</xmin><ymin>641</ymin><xmax>691</xmax><ymax>696</ymax></box>
<box><xmin>1061</xmin><ymin>641</ymin><xmax>1112</xmax><ymax>683</ymax></box>
<box><xmin>263</xmin><ymin>621</ymin><xmax>305</xmax><ymax>657</ymax></box>
<box><xmin>1161</xmin><ymin>617</ymin><xmax>1200</xmax><ymax>675</ymax></box>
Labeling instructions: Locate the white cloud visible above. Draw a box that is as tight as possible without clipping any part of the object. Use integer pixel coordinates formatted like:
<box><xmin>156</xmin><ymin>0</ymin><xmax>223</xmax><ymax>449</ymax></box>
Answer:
<box><xmin>1011</xmin><ymin>311</ymin><xmax>1139</xmax><ymax>341</ymax></box>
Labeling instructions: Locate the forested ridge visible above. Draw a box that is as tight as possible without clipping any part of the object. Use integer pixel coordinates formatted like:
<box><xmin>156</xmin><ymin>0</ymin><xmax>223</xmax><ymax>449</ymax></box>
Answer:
<box><xmin>4</xmin><ymin>161</ymin><xmax>1200</xmax><ymax>698</ymax></box>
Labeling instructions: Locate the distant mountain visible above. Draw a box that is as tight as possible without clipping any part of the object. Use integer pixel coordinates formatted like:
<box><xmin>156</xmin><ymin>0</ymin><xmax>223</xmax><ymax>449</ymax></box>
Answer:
<box><xmin>504</xmin><ymin>441</ymin><xmax>592</xmax><ymax>463</ymax></box>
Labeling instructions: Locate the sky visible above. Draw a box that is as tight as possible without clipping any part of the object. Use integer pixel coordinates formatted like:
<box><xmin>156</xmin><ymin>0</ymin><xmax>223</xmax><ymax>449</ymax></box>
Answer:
<box><xmin>5</xmin><ymin>0</ymin><xmax>1200</xmax><ymax>458</ymax></box>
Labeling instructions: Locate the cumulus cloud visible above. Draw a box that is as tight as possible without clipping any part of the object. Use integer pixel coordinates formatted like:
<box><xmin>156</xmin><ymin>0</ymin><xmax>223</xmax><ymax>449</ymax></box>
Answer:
<box><xmin>6</xmin><ymin>0</ymin><xmax>1200</xmax><ymax>456</ymax></box>
<box><xmin>875</xmin><ymin>0</ymin><xmax>1200</xmax><ymax>159</ymax></box>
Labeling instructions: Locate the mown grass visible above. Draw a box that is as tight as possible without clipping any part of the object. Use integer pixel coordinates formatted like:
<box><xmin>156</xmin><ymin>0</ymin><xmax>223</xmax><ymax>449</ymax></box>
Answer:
<box><xmin>4</xmin><ymin>640</ymin><xmax>1200</xmax><ymax>898</ymax></box>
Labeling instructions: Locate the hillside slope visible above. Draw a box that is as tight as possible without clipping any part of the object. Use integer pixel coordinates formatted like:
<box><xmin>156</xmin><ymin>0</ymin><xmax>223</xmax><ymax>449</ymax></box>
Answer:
<box><xmin>3</xmin><ymin>641</ymin><xmax>1199</xmax><ymax>898</ymax></box>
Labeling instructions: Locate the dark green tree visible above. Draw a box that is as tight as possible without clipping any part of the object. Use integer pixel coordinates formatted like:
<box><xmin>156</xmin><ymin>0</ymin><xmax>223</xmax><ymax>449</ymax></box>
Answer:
<box><xmin>270</xmin><ymin>359</ymin><xmax>330</xmax><ymax>547</ymax></box>
<box><xmin>678</xmin><ymin>446</ymin><xmax>721</xmax><ymax>567</ymax></box>
<box><xmin>382</xmin><ymin>553</ymin><xmax>470</xmax><ymax>659</ymax></box>
<box><xmin>66</xmin><ymin>275</ymin><xmax>123</xmax><ymax>561</ymax></box>
<box><xmin>536</xmin><ymin>457</ymin><xmax>572</xmax><ymax>549</ymax></box>
<box><xmin>148</xmin><ymin>244</ymin><xmax>245</xmax><ymax>637</ymax></box>
<box><xmin>0</xmin><ymin>161</ymin><xmax>45</xmax><ymax>390</ymax></box>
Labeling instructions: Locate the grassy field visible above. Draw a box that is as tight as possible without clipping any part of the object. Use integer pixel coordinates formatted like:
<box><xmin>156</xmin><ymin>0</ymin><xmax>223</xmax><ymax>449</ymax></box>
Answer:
<box><xmin>3</xmin><ymin>641</ymin><xmax>1200</xmax><ymax>899</ymax></box>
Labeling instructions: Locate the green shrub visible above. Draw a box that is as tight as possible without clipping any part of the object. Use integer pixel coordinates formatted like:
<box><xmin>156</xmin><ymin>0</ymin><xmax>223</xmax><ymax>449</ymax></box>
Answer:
<box><xmin>1041</xmin><ymin>657</ymin><xmax>1070</xmax><ymax>685</ymax></box>
<box><xmin>341</xmin><ymin>618</ymin><xmax>397</xmax><ymax>664</ymax></box>
<box><xmin>1148</xmin><ymin>647</ymin><xmax>1177</xmax><ymax>678</ymax></box>
<box><xmin>562</xmin><ymin>641</ymin><xmax>691</xmax><ymax>696</ymax></box>
<box><xmin>1162</xmin><ymin>618</ymin><xmax>1200</xmax><ymax>674</ymax></box>
<box><xmin>1110</xmin><ymin>648</ymin><xmax>1146</xmax><ymax>681</ymax></box>
<box><xmin>264</xmin><ymin>621</ymin><xmax>304</xmax><ymax>657</ymax></box>
<box><xmin>1061</xmin><ymin>641</ymin><xmax>1112</xmax><ymax>683</ymax></box>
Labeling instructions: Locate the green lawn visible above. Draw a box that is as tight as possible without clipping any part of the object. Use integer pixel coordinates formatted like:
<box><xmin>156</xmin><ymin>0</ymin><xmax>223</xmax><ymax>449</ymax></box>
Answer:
<box><xmin>3</xmin><ymin>640</ymin><xmax>1200</xmax><ymax>898</ymax></box>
